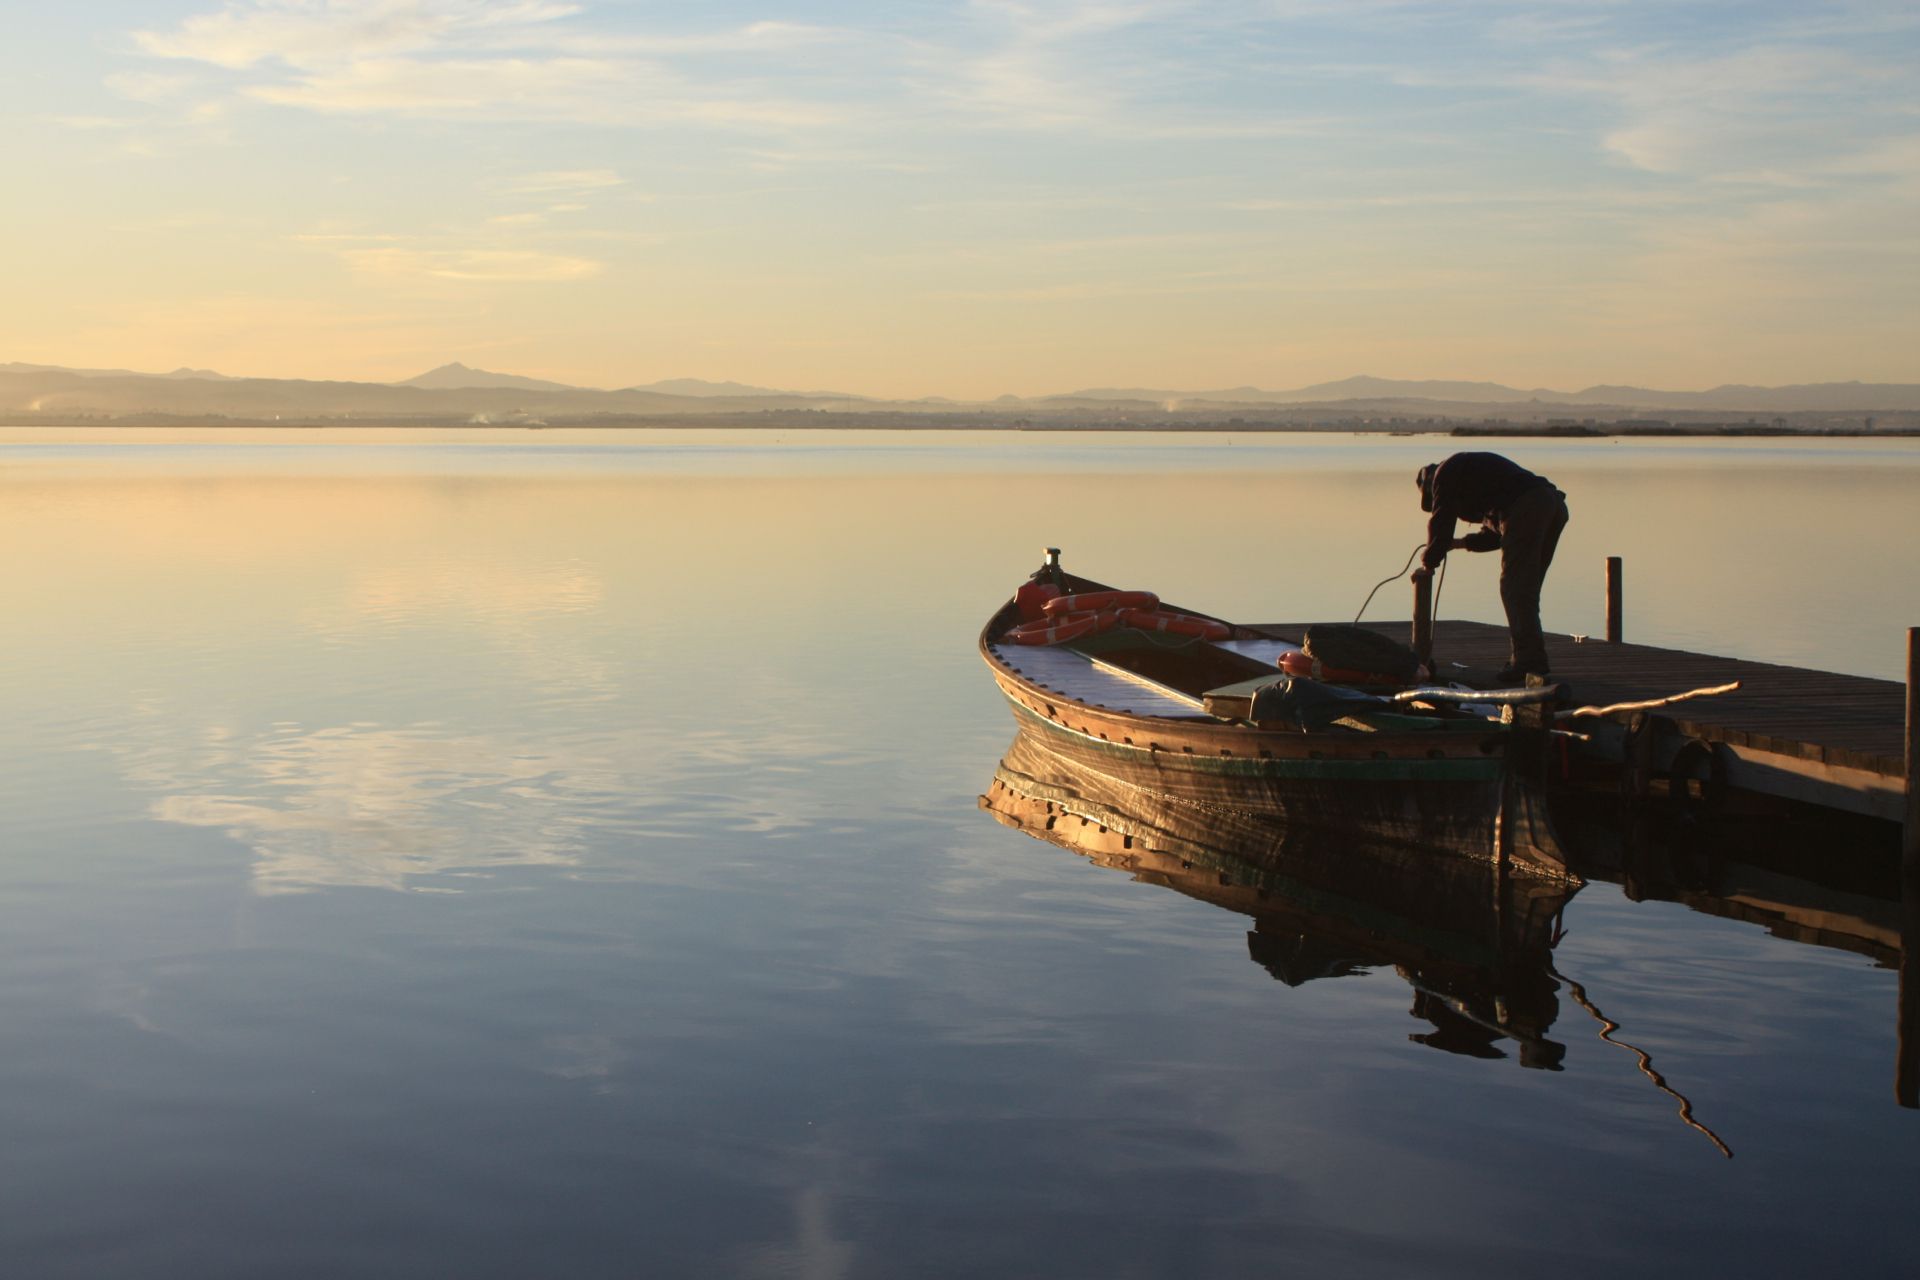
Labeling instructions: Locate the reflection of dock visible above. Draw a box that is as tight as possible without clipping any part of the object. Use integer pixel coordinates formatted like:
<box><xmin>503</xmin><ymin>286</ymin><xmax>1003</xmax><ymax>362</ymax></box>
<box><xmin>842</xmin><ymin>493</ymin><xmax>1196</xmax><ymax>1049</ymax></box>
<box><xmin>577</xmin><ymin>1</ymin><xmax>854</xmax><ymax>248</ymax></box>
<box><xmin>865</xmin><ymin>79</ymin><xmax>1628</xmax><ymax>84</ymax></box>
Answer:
<box><xmin>1555</xmin><ymin>800</ymin><xmax>1903</xmax><ymax>968</ymax></box>
<box><xmin>1674</xmin><ymin>868</ymin><xmax>1900</xmax><ymax>965</ymax></box>
<box><xmin>1252</xmin><ymin>618</ymin><xmax>1908</xmax><ymax>822</ymax></box>
<box><xmin>1557</xmin><ymin>799</ymin><xmax>1910</xmax><ymax>1116</ymax></box>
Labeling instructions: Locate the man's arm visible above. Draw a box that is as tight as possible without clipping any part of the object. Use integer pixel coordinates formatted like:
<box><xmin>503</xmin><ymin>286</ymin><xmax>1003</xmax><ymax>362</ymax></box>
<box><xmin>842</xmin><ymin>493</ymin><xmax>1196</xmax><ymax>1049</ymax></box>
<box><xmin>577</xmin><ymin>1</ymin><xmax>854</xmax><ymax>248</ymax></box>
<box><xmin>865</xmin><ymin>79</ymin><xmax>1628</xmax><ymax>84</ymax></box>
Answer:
<box><xmin>1456</xmin><ymin>523</ymin><xmax>1500</xmax><ymax>553</ymax></box>
<box><xmin>1422</xmin><ymin>507</ymin><xmax>1455</xmax><ymax>569</ymax></box>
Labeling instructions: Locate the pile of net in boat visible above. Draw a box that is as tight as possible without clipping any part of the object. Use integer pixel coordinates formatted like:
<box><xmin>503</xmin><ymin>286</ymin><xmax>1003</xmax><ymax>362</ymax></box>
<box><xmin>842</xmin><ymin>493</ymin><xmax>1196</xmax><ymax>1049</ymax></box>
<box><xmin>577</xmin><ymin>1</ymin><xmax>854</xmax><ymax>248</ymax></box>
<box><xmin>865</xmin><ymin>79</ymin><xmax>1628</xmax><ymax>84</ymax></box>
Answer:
<box><xmin>1301</xmin><ymin>624</ymin><xmax>1421</xmax><ymax>686</ymax></box>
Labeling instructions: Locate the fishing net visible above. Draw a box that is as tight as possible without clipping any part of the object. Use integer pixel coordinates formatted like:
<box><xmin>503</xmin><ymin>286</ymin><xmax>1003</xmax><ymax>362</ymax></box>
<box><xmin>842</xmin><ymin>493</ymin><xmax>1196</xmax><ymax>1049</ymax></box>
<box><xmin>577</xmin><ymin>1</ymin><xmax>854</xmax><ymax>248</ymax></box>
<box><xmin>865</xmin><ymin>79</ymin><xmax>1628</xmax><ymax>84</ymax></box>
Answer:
<box><xmin>1302</xmin><ymin>624</ymin><xmax>1421</xmax><ymax>684</ymax></box>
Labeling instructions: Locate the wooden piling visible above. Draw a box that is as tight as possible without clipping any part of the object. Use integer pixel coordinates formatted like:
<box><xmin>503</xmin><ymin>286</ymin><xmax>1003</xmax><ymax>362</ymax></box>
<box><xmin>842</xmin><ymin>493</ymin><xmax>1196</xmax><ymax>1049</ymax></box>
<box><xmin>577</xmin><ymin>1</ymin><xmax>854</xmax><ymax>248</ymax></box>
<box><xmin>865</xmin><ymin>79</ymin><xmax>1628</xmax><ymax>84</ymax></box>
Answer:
<box><xmin>1906</xmin><ymin>627</ymin><xmax>1919</xmax><ymax>876</ymax></box>
<box><xmin>1412</xmin><ymin>572</ymin><xmax>1434</xmax><ymax>669</ymax></box>
<box><xmin>1898</xmin><ymin>628</ymin><xmax>1918</xmax><ymax>1107</ymax></box>
<box><xmin>1606</xmin><ymin>556</ymin><xmax>1623</xmax><ymax>644</ymax></box>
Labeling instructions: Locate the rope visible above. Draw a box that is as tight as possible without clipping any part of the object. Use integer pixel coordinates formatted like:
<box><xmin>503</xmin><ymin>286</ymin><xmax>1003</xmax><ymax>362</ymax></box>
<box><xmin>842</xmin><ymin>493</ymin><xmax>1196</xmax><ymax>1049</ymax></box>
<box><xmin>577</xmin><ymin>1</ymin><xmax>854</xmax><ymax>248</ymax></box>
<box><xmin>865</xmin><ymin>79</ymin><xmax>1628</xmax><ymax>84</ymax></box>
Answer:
<box><xmin>1348</xmin><ymin>544</ymin><xmax>1451</xmax><ymax>684</ymax></box>
<box><xmin>1352</xmin><ymin>543</ymin><xmax>1428</xmax><ymax>624</ymax></box>
<box><xmin>1547</xmin><ymin>959</ymin><xmax>1734</xmax><ymax>1159</ymax></box>
<box><xmin>1351</xmin><ymin>541</ymin><xmax>1449</xmax><ymax>646</ymax></box>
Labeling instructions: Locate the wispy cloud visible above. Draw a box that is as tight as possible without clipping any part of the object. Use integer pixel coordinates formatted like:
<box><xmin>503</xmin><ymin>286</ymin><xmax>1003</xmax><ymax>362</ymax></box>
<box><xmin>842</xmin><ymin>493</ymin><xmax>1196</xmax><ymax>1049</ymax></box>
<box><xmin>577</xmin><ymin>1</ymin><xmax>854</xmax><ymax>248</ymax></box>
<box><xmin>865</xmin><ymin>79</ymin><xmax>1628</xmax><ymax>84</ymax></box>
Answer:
<box><xmin>103</xmin><ymin>1</ymin><xmax>1920</xmax><ymax>171</ymax></box>
<box><xmin>923</xmin><ymin>0</ymin><xmax>1203</xmax><ymax>130</ymax></box>
<box><xmin>1223</xmin><ymin>188</ymin><xmax>1699</xmax><ymax>213</ymax></box>
<box><xmin>133</xmin><ymin>0</ymin><xmax>586</xmax><ymax>70</ymax></box>
<box><xmin>930</xmin><ymin>275</ymin><xmax>1272</xmax><ymax>303</ymax></box>
<box><xmin>1561</xmin><ymin>44</ymin><xmax>1903</xmax><ymax>176</ymax></box>
<box><xmin>339</xmin><ymin>247</ymin><xmax>605</xmax><ymax>281</ymax></box>
<box><xmin>104</xmin><ymin>70</ymin><xmax>203</xmax><ymax>103</ymax></box>
<box><xmin>295</xmin><ymin>220</ymin><xmax>621</xmax><ymax>283</ymax></box>
<box><xmin>292</xmin><ymin>227</ymin><xmax>413</xmax><ymax>242</ymax></box>
<box><xmin>131</xmin><ymin>1</ymin><xmax>857</xmax><ymax>132</ymax></box>
<box><xmin>505</xmin><ymin>169</ymin><xmax>626</xmax><ymax>195</ymax></box>
<box><xmin>1484</xmin><ymin>11</ymin><xmax>1612</xmax><ymax>45</ymax></box>
<box><xmin>53</xmin><ymin>115</ymin><xmax>138</xmax><ymax>131</ymax></box>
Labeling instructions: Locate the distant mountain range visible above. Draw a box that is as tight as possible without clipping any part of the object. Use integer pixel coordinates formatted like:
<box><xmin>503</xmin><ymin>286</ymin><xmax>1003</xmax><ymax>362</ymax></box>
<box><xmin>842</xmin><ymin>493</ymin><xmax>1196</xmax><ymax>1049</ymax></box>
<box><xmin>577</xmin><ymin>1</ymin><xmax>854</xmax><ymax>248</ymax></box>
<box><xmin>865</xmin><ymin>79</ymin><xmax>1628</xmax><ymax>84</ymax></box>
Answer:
<box><xmin>399</xmin><ymin>363</ymin><xmax>859</xmax><ymax>400</ymax></box>
<box><xmin>3</xmin><ymin>360</ymin><xmax>1916</xmax><ymax>420</ymax></box>
<box><xmin>632</xmin><ymin>376</ymin><xmax>857</xmax><ymax>398</ymax></box>
<box><xmin>398</xmin><ymin>362</ymin><xmax>579</xmax><ymax>393</ymax></box>
<box><xmin>0</xmin><ymin>361</ymin><xmax>873</xmax><ymax>421</ymax></box>
<box><xmin>1056</xmin><ymin>375</ymin><xmax>1920</xmax><ymax>412</ymax></box>
<box><xmin>2</xmin><ymin>361</ymin><xmax>236</xmax><ymax>381</ymax></box>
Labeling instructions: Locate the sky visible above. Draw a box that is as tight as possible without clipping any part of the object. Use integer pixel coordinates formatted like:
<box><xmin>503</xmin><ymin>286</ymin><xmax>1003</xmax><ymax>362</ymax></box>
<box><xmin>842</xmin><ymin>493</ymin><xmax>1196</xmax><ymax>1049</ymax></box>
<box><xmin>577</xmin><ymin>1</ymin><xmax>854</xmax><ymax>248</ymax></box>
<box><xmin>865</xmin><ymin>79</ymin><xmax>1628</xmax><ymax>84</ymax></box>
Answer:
<box><xmin>2</xmin><ymin>0</ymin><xmax>1916</xmax><ymax>398</ymax></box>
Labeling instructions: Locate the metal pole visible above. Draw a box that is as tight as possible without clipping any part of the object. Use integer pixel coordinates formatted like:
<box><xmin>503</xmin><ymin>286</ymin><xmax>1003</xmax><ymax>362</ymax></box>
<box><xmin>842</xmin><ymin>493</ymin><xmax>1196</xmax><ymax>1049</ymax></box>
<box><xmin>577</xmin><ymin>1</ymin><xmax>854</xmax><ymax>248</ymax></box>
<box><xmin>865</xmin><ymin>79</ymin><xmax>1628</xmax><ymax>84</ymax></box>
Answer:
<box><xmin>1606</xmin><ymin>556</ymin><xmax>1623</xmax><ymax>644</ymax></box>
<box><xmin>1898</xmin><ymin>627</ymin><xmax>1918</xmax><ymax>1107</ymax></box>
<box><xmin>1412</xmin><ymin>572</ymin><xmax>1434</xmax><ymax>670</ymax></box>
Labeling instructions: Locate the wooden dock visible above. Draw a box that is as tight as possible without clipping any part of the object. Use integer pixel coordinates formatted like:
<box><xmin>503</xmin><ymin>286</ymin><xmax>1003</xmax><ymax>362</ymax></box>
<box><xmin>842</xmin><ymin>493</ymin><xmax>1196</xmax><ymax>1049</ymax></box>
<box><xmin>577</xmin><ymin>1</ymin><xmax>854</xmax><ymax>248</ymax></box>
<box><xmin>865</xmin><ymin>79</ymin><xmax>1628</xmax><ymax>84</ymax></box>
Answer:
<box><xmin>1249</xmin><ymin>617</ymin><xmax>1909</xmax><ymax>823</ymax></box>
<box><xmin>1254</xmin><ymin>593</ymin><xmax>1920</xmax><ymax>1106</ymax></box>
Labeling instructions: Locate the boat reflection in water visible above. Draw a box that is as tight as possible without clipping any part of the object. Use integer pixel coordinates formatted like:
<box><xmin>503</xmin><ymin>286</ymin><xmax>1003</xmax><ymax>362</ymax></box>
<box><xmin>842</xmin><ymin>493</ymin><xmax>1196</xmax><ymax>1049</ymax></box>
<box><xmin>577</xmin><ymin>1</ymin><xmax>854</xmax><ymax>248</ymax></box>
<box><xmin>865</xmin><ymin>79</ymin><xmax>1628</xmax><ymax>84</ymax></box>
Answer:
<box><xmin>982</xmin><ymin>726</ymin><xmax>1915</xmax><ymax>1131</ymax></box>
<box><xmin>981</xmin><ymin>728</ymin><xmax>1580</xmax><ymax>1071</ymax></box>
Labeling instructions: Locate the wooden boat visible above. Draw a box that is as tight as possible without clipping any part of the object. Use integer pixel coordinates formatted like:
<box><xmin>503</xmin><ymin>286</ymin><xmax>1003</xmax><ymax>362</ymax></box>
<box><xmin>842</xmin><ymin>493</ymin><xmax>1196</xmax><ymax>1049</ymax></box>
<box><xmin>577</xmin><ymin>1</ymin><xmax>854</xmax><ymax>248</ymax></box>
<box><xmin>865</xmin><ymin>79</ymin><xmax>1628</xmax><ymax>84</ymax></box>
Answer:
<box><xmin>980</xmin><ymin>728</ymin><xmax>1579</xmax><ymax>1068</ymax></box>
<box><xmin>979</xmin><ymin>552</ymin><xmax>1568</xmax><ymax>874</ymax></box>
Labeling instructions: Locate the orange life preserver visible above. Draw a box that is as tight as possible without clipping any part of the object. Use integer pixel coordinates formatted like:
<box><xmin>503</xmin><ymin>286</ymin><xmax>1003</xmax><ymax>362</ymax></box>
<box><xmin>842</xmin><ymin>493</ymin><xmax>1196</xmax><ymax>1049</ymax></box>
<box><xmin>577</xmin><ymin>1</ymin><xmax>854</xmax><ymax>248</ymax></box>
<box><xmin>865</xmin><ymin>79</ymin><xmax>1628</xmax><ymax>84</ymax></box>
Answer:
<box><xmin>1004</xmin><ymin>608</ymin><xmax>1122</xmax><ymax>646</ymax></box>
<box><xmin>1118</xmin><ymin>608</ymin><xmax>1231</xmax><ymax>641</ymax></box>
<box><xmin>1042</xmin><ymin>590</ymin><xmax>1159</xmax><ymax>617</ymax></box>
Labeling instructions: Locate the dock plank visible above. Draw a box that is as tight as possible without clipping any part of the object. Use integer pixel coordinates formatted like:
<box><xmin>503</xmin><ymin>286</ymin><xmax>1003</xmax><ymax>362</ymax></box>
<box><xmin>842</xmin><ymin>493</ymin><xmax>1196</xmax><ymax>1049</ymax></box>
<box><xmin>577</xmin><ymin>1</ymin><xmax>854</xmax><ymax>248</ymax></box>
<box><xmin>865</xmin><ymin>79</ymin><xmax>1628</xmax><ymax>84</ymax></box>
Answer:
<box><xmin>1252</xmin><ymin>619</ymin><xmax>1910</xmax><ymax>779</ymax></box>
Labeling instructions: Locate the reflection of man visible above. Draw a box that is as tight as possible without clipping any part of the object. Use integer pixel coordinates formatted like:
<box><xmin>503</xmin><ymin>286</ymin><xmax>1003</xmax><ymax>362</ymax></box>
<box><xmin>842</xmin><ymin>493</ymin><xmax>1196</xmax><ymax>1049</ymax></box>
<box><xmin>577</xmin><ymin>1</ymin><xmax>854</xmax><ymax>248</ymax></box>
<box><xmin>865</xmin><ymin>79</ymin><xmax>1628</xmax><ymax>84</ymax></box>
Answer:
<box><xmin>1412</xmin><ymin>452</ymin><xmax>1569</xmax><ymax>681</ymax></box>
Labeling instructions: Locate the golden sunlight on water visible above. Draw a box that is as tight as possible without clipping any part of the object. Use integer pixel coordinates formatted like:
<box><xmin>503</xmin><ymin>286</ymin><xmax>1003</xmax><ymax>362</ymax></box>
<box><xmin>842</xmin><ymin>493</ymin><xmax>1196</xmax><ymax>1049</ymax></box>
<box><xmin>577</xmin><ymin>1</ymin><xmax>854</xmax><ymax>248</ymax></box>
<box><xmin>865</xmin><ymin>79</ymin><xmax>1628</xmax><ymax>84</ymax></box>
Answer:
<box><xmin>1</xmin><ymin>431</ymin><xmax>1919</xmax><ymax>1277</ymax></box>
<box><xmin>1</xmin><ymin>433</ymin><xmax>1914</xmax><ymax>904</ymax></box>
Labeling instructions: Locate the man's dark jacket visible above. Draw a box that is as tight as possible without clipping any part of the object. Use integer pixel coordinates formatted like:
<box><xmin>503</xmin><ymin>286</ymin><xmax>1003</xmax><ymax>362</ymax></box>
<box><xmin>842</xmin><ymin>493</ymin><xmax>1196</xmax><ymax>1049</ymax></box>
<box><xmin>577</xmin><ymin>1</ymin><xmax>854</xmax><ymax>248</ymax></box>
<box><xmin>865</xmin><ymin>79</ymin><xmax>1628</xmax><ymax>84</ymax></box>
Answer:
<box><xmin>1419</xmin><ymin>453</ymin><xmax>1554</xmax><ymax>569</ymax></box>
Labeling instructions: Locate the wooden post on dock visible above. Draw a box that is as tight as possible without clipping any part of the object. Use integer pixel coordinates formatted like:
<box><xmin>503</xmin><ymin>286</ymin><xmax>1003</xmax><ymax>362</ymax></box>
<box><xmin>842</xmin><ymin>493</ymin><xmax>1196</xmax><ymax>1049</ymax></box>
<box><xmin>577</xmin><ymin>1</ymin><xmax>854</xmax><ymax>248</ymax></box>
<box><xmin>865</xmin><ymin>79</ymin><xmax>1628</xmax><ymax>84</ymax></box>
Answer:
<box><xmin>1906</xmin><ymin>625</ymin><xmax>1919</xmax><ymax>881</ymax></box>
<box><xmin>1412</xmin><ymin>570</ymin><xmax>1433</xmax><ymax>671</ymax></box>
<box><xmin>1899</xmin><ymin>627</ymin><xmax>1920</xmax><ymax>1107</ymax></box>
<box><xmin>1606</xmin><ymin>556</ymin><xmax>1623</xmax><ymax>644</ymax></box>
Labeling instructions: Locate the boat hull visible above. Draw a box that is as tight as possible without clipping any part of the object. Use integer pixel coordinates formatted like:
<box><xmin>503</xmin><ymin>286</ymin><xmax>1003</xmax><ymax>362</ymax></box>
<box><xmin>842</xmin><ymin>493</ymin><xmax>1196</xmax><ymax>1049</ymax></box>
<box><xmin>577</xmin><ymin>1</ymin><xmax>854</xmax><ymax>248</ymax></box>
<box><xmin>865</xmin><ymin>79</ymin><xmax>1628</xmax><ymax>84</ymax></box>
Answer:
<box><xmin>1000</xmin><ymin>693</ymin><xmax>1514</xmax><ymax>856</ymax></box>
<box><xmin>980</xmin><ymin>577</ymin><xmax>1564</xmax><ymax>872</ymax></box>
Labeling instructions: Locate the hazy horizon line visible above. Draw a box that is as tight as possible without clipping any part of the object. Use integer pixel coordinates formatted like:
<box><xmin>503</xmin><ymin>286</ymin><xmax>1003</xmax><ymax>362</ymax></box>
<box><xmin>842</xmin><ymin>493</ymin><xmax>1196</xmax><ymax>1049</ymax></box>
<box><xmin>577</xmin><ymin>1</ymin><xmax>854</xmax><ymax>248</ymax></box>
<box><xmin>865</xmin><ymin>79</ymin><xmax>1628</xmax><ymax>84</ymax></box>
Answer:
<box><xmin>9</xmin><ymin>356</ymin><xmax>1914</xmax><ymax>403</ymax></box>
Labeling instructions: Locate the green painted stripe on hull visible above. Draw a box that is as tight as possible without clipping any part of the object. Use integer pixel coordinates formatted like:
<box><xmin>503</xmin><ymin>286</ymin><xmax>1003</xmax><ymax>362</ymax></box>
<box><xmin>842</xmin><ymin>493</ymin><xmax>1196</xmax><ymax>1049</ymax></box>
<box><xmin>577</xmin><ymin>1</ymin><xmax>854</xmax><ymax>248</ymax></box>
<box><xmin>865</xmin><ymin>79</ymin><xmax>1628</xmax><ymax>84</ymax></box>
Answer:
<box><xmin>1008</xmin><ymin>700</ymin><xmax>1506</xmax><ymax>783</ymax></box>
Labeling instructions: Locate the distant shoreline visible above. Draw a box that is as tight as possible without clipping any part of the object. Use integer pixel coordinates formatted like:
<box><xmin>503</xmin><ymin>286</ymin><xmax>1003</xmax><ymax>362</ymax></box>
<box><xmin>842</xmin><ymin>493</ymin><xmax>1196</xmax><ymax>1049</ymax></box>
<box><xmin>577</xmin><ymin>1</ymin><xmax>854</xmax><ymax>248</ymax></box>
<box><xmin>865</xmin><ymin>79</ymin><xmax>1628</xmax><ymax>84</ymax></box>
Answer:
<box><xmin>4</xmin><ymin>416</ymin><xmax>1918</xmax><ymax>439</ymax></box>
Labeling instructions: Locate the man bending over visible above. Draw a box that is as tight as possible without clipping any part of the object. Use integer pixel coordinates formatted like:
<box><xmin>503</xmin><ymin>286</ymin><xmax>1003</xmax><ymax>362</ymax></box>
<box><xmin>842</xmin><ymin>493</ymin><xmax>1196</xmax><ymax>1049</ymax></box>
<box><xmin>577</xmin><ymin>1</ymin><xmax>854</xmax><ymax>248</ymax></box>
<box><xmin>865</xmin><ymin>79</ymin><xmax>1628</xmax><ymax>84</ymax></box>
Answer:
<box><xmin>1412</xmin><ymin>452</ymin><xmax>1569</xmax><ymax>682</ymax></box>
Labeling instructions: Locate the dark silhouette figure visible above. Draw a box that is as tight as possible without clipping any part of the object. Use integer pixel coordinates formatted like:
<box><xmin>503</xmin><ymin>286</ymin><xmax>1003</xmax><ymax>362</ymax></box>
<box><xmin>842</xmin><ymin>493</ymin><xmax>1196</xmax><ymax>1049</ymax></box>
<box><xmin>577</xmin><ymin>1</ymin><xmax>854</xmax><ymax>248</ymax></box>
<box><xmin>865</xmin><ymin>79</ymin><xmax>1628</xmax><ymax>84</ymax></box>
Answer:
<box><xmin>1414</xmin><ymin>452</ymin><xmax>1569</xmax><ymax>679</ymax></box>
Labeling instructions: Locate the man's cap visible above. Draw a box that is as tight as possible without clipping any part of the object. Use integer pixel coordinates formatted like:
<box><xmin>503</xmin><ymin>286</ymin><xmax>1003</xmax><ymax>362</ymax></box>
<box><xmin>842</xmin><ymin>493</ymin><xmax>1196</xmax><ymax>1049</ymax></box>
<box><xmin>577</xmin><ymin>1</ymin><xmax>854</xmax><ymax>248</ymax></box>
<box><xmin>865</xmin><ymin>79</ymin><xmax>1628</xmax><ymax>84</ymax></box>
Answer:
<box><xmin>1416</xmin><ymin>463</ymin><xmax>1438</xmax><ymax>513</ymax></box>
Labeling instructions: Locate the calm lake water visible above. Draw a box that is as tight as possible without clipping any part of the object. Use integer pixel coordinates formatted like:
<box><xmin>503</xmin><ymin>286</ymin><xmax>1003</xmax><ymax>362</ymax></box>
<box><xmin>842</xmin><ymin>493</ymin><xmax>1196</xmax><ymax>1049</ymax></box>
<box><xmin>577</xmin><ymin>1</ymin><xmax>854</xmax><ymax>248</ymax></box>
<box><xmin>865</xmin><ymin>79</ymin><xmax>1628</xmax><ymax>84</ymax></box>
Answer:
<box><xmin>2</xmin><ymin>429</ymin><xmax>1918</xmax><ymax>1278</ymax></box>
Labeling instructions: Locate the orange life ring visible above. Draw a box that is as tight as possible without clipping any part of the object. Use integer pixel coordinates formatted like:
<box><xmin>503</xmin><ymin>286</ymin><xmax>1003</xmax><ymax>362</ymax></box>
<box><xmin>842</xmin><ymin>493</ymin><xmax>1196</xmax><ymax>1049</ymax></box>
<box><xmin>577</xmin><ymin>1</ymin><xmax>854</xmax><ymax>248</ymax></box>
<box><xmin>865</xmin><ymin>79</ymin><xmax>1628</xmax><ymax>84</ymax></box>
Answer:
<box><xmin>1005</xmin><ymin>609</ymin><xmax>1122</xmax><ymax>646</ymax></box>
<box><xmin>1278</xmin><ymin>649</ymin><xmax>1402</xmax><ymax>686</ymax></box>
<box><xmin>1043</xmin><ymin>590</ymin><xmax>1159</xmax><ymax>617</ymax></box>
<box><xmin>1118</xmin><ymin>608</ymin><xmax>1231</xmax><ymax>641</ymax></box>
